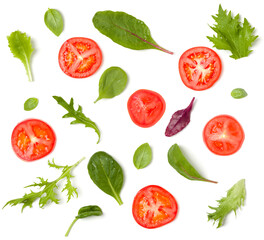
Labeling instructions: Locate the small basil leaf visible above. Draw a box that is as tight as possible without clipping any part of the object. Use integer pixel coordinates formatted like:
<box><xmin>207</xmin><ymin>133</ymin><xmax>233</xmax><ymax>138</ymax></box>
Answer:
<box><xmin>94</xmin><ymin>66</ymin><xmax>128</xmax><ymax>103</ymax></box>
<box><xmin>165</xmin><ymin>97</ymin><xmax>195</xmax><ymax>137</ymax></box>
<box><xmin>231</xmin><ymin>88</ymin><xmax>248</xmax><ymax>99</ymax></box>
<box><xmin>76</xmin><ymin>205</ymin><xmax>103</xmax><ymax>219</ymax></box>
<box><xmin>24</xmin><ymin>97</ymin><xmax>38</xmax><ymax>111</ymax></box>
<box><xmin>133</xmin><ymin>143</ymin><xmax>152</xmax><ymax>169</ymax></box>
<box><xmin>168</xmin><ymin>144</ymin><xmax>217</xmax><ymax>183</ymax></box>
<box><xmin>44</xmin><ymin>8</ymin><xmax>64</xmax><ymax>36</ymax></box>
<box><xmin>88</xmin><ymin>151</ymin><xmax>123</xmax><ymax>205</ymax></box>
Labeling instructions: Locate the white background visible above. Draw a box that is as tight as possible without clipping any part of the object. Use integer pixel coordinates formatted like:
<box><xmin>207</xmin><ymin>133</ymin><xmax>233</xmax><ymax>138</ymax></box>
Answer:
<box><xmin>0</xmin><ymin>0</ymin><xmax>263</xmax><ymax>239</ymax></box>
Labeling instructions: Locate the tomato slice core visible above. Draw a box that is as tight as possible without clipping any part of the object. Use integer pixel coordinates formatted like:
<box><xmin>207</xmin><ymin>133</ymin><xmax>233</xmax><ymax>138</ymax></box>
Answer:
<box><xmin>11</xmin><ymin>119</ymin><xmax>56</xmax><ymax>161</ymax></box>
<box><xmin>179</xmin><ymin>47</ymin><xmax>222</xmax><ymax>90</ymax></box>
<box><xmin>127</xmin><ymin>89</ymin><xmax>166</xmax><ymax>128</ymax></box>
<box><xmin>58</xmin><ymin>37</ymin><xmax>102</xmax><ymax>78</ymax></box>
<box><xmin>132</xmin><ymin>185</ymin><xmax>178</xmax><ymax>228</ymax></box>
<box><xmin>203</xmin><ymin>115</ymin><xmax>245</xmax><ymax>155</ymax></box>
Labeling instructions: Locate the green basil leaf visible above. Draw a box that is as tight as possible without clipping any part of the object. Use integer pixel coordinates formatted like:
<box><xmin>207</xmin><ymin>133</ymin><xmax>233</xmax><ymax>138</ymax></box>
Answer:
<box><xmin>24</xmin><ymin>97</ymin><xmax>38</xmax><ymax>111</ymax></box>
<box><xmin>231</xmin><ymin>88</ymin><xmax>248</xmax><ymax>99</ymax></box>
<box><xmin>76</xmin><ymin>205</ymin><xmax>103</xmax><ymax>219</ymax></box>
<box><xmin>92</xmin><ymin>11</ymin><xmax>173</xmax><ymax>54</ymax></box>
<box><xmin>94</xmin><ymin>66</ymin><xmax>128</xmax><ymax>103</ymax></box>
<box><xmin>168</xmin><ymin>144</ymin><xmax>217</xmax><ymax>183</ymax></box>
<box><xmin>88</xmin><ymin>151</ymin><xmax>123</xmax><ymax>205</ymax></box>
<box><xmin>133</xmin><ymin>143</ymin><xmax>152</xmax><ymax>169</ymax></box>
<box><xmin>44</xmin><ymin>8</ymin><xmax>64</xmax><ymax>36</ymax></box>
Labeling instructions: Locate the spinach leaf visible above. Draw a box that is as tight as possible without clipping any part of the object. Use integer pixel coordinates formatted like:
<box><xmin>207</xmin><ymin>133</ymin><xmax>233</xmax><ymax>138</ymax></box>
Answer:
<box><xmin>168</xmin><ymin>144</ymin><xmax>217</xmax><ymax>183</ymax></box>
<box><xmin>94</xmin><ymin>66</ymin><xmax>128</xmax><ymax>103</ymax></box>
<box><xmin>24</xmin><ymin>97</ymin><xmax>38</xmax><ymax>111</ymax></box>
<box><xmin>231</xmin><ymin>88</ymin><xmax>248</xmax><ymax>99</ymax></box>
<box><xmin>44</xmin><ymin>8</ymin><xmax>64</xmax><ymax>36</ymax></box>
<box><xmin>65</xmin><ymin>205</ymin><xmax>103</xmax><ymax>237</ymax></box>
<box><xmin>88</xmin><ymin>151</ymin><xmax>123</xmax><ymax>205</ymax></box>
<box><xmin>165</xmin><ymin>97</ymin><xmax>195</xmax><ymax>137</ymax></box>
<box><xmin>133</xmin><ymin>143</ymin><xmax>152</xmax><ymax>169</ymax></box>
<box><xmin>92</xmin><ymin>11</ymin><xmax>173</xmax><ymax>54</ymax></box>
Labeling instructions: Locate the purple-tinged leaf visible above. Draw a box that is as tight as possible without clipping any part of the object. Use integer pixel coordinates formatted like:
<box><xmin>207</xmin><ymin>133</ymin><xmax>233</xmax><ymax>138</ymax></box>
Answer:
<box><xmin>165</xmin><ymin>97</ymin><xmax>195</xmax><ymax>137</ymax></box>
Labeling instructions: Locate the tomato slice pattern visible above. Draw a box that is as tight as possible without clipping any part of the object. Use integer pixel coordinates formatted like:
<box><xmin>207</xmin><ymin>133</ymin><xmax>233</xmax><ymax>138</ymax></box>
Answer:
<box><xmin>179</xmin><ymin>46</ymin><xmax>222</xmax><ymax>90</ymax></box>
<box><xmin>203</xmin><ymin>115</ymin><xmax>245</xmax><ymax>155</ymax></box>
<box><xmin>132</xmin><ymin>185</ymin><xmax>178</xmax><ymax>229</ymax></box>
<box><xmin>11</xmin><ymin>119</ymin><xmax>56</xmax><ymax>161</ymax></box>
<box><xmin>58</xmin><ymin>37</ymin><xmax>102</xmax><ymax>78</ymax></box>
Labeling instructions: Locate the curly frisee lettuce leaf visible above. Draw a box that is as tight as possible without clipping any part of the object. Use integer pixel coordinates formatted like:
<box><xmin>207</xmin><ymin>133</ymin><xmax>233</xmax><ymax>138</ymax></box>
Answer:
<box><xmin>208</xmin><ymin>179</ymin><xmax>246</xmax><ymax>228</ymax></box>
<box><xmin>207</xmin><ymin>5</ymin><xmax>258</xmax><ymax>59</ymax></box>
<box><xmin>7</xmin><ymin>30</ymin><xmax>34</xmax><ymax>82</ymax></box>
<box><xmin>3</xmin><ymin>157</ymin><xmax>85</xmax><ymax>212</ymax></box>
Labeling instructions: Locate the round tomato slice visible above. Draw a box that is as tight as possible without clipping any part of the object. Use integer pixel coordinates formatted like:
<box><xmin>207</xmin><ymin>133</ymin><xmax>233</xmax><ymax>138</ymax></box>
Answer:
<box><xmin>11</xmin><ymin>119</ymin><xmax>56</xmax><ymax>161</ymax></box>
<box><xmin>203</xmin><ymin>115</ymin><xmax>245</xmax><ymax>156</ymax></box>
<box><xmin>179</xmin><ymin>46</ymin><xmax>222</xmax><ymax>90</ymax></box>
<box><xmin>58</xmin><ymin>37</ymin><xmax>102</xmax><ymax>78</ymax></box>
<box><xmin>132</xmin><ymin>185</ymin><xmax>178</xmax><ymax>229</ymax></box>
<box><xmin>127</xmin><ymin>89</ymin><xmax>166</xmax><ymax>128</ymax></box>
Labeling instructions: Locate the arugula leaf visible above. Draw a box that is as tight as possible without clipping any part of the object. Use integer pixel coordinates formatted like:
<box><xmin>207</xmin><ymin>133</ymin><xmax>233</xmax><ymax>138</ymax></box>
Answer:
<box><xmin>53</xmin><ymin>96</ymin><xmax>101</xmax><ymax>143</ymax></box>
<box><xmin>208</xmin><ymin>179</ymin><xmax>246</xmax><ymax>228</ymax></box>
<box><xmin>93</xmin><ymin>11</ymin><xmax>173</xmax><ymax>54</ymax></box>
<box><xmin>65</xmin><ymin>205</ymin><xmax>103</xmax><ymax>237</ymax></box>
<box><xmin>168</xmin><ymin>144</ymin><xmax>217</xmax><ymax>183</ymax></box>
<box><xmin>7</xmin><ymin>30</ymin><xmax>34</xmax><ymax>82</ymax></box>
<box><xmin>44</xmin><ymin>8</ymin><xmax>64</xmax><ymax>36</ymax></box>
<box><xmin>207</xmin><ymin>5</ymin><xmax>258</xmax><ymax>59</ymax></box>
<box><xmin>3</xmin><ymin>157</ymin><xmax>85</xmax><ymax>212</ymax></box>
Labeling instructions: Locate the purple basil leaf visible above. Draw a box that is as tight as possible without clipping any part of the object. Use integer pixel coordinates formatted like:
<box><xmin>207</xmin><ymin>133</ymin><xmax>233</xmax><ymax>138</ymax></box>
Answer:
<box><xmin>165</xmin><ymin>97</ymin><xmax>195</xmax><ymax>137</ymax></box>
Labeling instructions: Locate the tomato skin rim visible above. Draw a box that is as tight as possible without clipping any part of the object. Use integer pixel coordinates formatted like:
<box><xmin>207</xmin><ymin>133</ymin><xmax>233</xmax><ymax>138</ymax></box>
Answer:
<box><xmin>11</xmin><ymin>118</ymin><xmax>56</xmax><ymax>162</ymax></box>
<box><xmin>203</xmin><ymin>114</ymin><xmax>245</xmax><ymax>156</ymax></box>
<box><xmin>179</xmin><ymin>46</ymin><xmax>222</xmax><ymax>91</ymax></box>
<box><xmin>127</xmin><ymin>89</ymin><xmax>166</xmax><ymax>128</ymax></box>
<box><xmin>132</xmin><ymin>185</ymin><xmax>178</xmax><ymax>229</ymax></box>
<box><xmin>58</xmin><ymin>37</ymin><xmax>103</xmax><ymax>79</ymax></box>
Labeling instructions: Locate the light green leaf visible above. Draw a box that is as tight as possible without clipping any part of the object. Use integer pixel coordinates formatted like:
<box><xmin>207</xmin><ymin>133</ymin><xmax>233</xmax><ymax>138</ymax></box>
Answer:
<box><xmin>133</xmin><ymin>143</ymin><xmax>152</xmax><ymax>169</ymax></box>
<box><xmin>24</xmin><ymin>97</ymin><xmax>38</xmax><ymax>111</ymax></box>
<box><xmin>231</xmin><ymin>88</ymin><xmax>248</xmax><ymax>99</ymax></box>
<box><xmin>44</xmin><ymin>8</ymin><xmax>64</xmax><ymax>36</ymax></box>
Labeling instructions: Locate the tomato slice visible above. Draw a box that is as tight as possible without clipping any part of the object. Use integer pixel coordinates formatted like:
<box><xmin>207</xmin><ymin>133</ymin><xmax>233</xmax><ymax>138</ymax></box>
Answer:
<box><xmin>11</xmin><ymin>119</ymin><xmax>56</xmax><ymax>161</ymax></box>
<box><xmin>132</xmin><ymin>185</ymin><xmax>178</xmax><ymax>229</ymax></box>
<box><xmin>203</xmin><ymin>115</ymin><xmax>245</xmax><ymax>156</ymax></box>
<box><xmin>127</xmin><ymin>89</ymin><xmax>166</xmax><ymax>128</ymax></box>
<box><xmin>179</xmin><ymin>47</ymin><xmax>222</xmax><ymax>90</ymax></box>
<box><xmin>58</xmin><ymin>37</ymin><xmax>102</xmax><ymax>78</ymax></box>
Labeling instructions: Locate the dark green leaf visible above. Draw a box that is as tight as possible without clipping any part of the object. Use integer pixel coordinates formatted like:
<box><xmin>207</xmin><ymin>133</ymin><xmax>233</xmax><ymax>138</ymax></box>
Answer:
<box><xmin>44</xmin><ymin>8</ymin><xmax>64</xmax><ymax>36</ymax></box>
<box><xmin>133</xmin><ymin>143</ymin><xmax>152</xmax><ymax>169</ymax></box>
<box><xmin>93</xmin><ymin>11</ymin><xmax>173</xmax><ymax>54</ymax></box>
<box><xmin>94</xmin><ymin>66</ymin><xmax>128</xmax><ymax>103</ymax></box>
<box><xmin>76</xmin><ymin>205</ymin><xmax>103</xmax><ymax>219</ymax></box>
<box><xmin>231</xmin><ymin>88</ymin><xmax>247</xmax><ymax>99</ymax></box>
<box><xmin>168</xmin><ymin>144</ymin><xmax>217</xmax><ymax>183</ymax></box>
<box><xmin>88</xmin><ymin>151</ymin><xmax>123</xmax><ymax>205</ymax></box>
<box><xmin>24</xmin><ymin>97</ymin><xmax>38</xmax><ymax>111</ymax></box>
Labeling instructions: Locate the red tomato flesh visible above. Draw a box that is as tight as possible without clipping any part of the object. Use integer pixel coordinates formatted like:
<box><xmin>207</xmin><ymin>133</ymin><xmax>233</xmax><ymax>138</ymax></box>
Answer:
<box><xmin>58</xmin><ymin>37</ymin><xmax>102</xmax><ymax>78</ymax></box>
<box><xmin>132</xmin><ymin>185</ymin><xmax>178</xmax><ymax>229</ymax></box>
<box><xmin>203</xmin><ymin>115</ymin><xmax>245</xmax><ymax>156</ymax></box>
<box><xmin>127</xmin><ymin>89</ymin><xmax>166</xmax><ymax>128</ymax></box>
<box><xmin>11</xmin><ymin>119</ymin><xmax>56</xmax><ymax>161</ymax></box>
<box><xmin>179</xmin><ymin>47</ymin><xmax>222</xmax><ymax>90</ymax></box>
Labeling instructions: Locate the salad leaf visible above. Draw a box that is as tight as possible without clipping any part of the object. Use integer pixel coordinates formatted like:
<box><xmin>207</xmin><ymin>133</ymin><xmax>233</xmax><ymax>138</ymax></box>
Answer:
<box><xmin>133</xmin><ymin>143</ymin><xmax>152</xmax><ymax>169</ymax></box>
<box><xmin>53</xmin><ymin>96</ymin><xmax>101</xmax><ymax>143</ymax></box>
<box><xmin>231</xmin><ymin>88</ymin><xmax>248</xmax><ymax>99</ymax></box>
<box><xmin>94</xmin><ymin>66</ymin><xmax>128</xmax><ymax>103</ymax></box>
<box><xmin>207</xmin><ymin>4</ymin><xmax>258</xmax><ymax>59</ymax></box>
<box><xmin>65</xmin><ymin>205</ymin><xmax>103</xmax><ymax>237</ymax></box>
<box><xmin>165</xmin><ymin>97</ymin><xmax>195</xmax><ymax>137</ymax></box>
<box><xmin>168</xmin><ymin>144</ymin><xmax>217</xmax><ymax>183</ymax></box>
<box><xmin>44</xmin><ymin>8</ymin><xmax>64</xmax><ymax>36</ymax></box>
<box><xmin>208</xmin><ymin>179</ymin><xmax>246</xmax><ymax>228</ymax></box>
<box><xmin>92</xmin><ymin>11</ymin><xmax>173</xmax><ymax>54</ymax></box>
<box><xmin>88</xmin><ymin>151</ymin><xmax>123</xmax><ymax>205</ymax></box>
<box><xmin>7</xmin><ymin>30</ymin><xmax>34</xmax><ymax>82</ymax></box>
<box><xmin>3</xmin><ymin>157</ymin><xmax>85</xmax><ymax>212</ymax></box>
<box><xmin>24</xmin><ymin>97</ymin><xmax>39</xmax><ymax>111</ymax></box>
